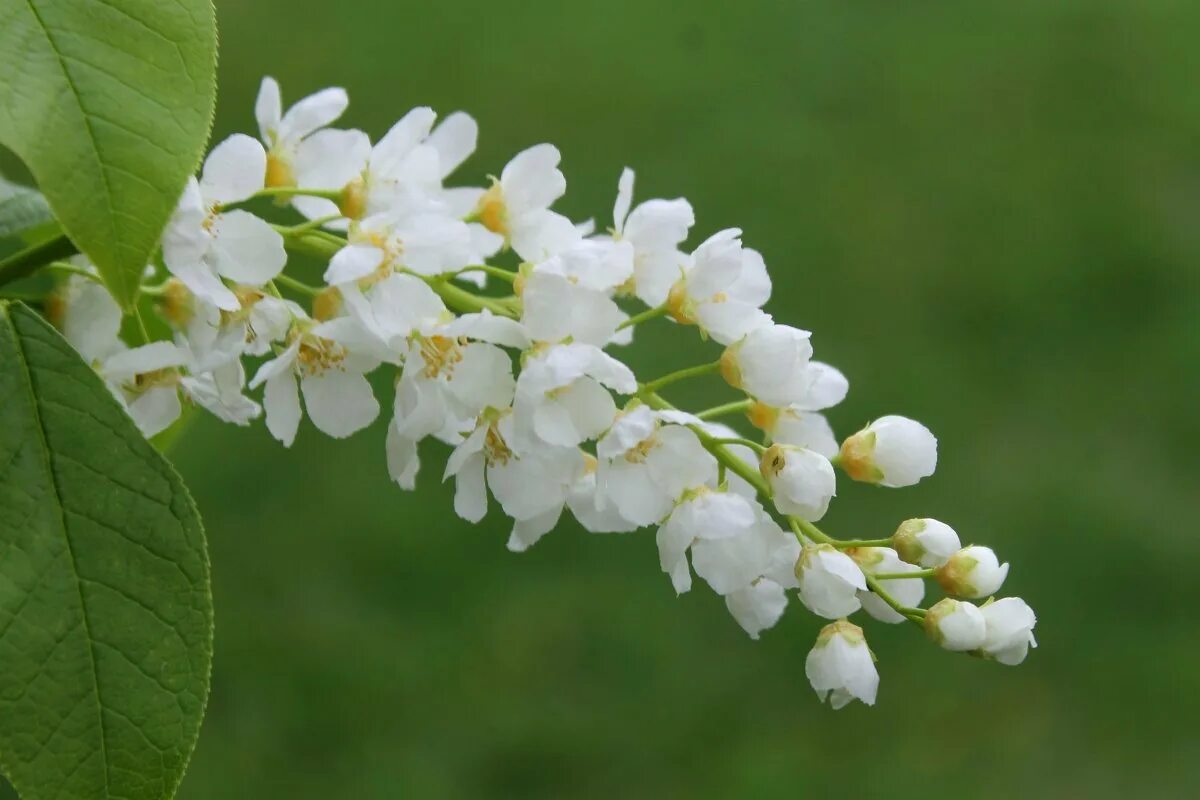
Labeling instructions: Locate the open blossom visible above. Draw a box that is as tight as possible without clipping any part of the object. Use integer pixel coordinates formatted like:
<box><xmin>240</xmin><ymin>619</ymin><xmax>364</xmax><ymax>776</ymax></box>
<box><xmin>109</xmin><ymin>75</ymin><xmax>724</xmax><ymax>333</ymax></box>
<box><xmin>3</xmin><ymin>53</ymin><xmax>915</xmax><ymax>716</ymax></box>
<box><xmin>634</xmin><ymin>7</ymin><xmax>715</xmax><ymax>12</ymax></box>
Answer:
<box><xmin>99</xmin><ymin>342</ymin><xmax>188</xmax><ymax>438</ymax></box>
<box><xmin>610</xmin><ymin>168</ymin><xmax>694</xmax><ymax>305</ymax></box>
<box><xmin>255</xmin><ymin>77</ymin><xmax>367</xmax><ymax>206</ymax></box>
<box><xmin>936</xmin><ymin>545</ymin><xmax>1010</xmax><ymax>599</ymax></box>
<box><xmin>851</xmin><ymin>547</ymin><xmax>926</xmax><ymax>624</ymax></box>
<box><xmin>666</xmin><ymin>228</ymin><xmax>771</xmax><ymax>344</ymax></box>
<box><xmin>796</xmin><ymin>544</ymin><xmax>867</xmax><ymax>619</ymax></box>
<box><xmin>656</xmin><ymin>489</ymin><xmax>760</xmax><ymax>595</ymax></box>
<box><xmin>806</xmin><ymin>620</ymin><xmax>879</xmax><ymax>709</ymax></box>
<box><xmin>512</xmin><ymin>343</ymin><xmax>636</xmax><ymax>448</ymax></box>
<box><xmin>249</xmin><ymin>314</ymin><xmax>381</xmax><ymax>446</ymax></box>
<box><xmin>893</xmin><ymin>518</ymin><xmax>962</xmax><ymax>568</ymax></box>
<box><xmin>520</xmin><ymin>269</ymin><xmax>626</xmax><ymax>347</ymax></box>
<box><xmin>839</xmin><ymin>415</ymin><xmax>937</xmax><ymax>487</ymax></box>
<box><xmin>324</xmin><ymin>211</ymin><xmax>477</xmax><ymax>285</ymax></box>
<box><xmin>721</xmin><ymin>324</ymin><xmax>813</xmax><ymax>406</ymax></box>
<box><xmin>759</xmin><ymin>444</ymin><xmax>836</xmax><ymax>521</ymax></box>
<box><xmin>595</xmin><ymin>407</ymin><xmax>716</xmax><ymax>526</ymax></box>
<box><xmin>924</xmin><ymin>598</ymin><xmax>987</xmax><ymax>651</ymax></box>
<box><xmin>980</xmin><ymin>598</ymin><xmax>1038</xmax><ymax>665</ymax></box>
<box><xmin>162</xmin><ymin>135</ymin><xmax>286</xmax><ymax>311</ymax></box>
<box><xmin>473</xmin><ymin>143</ymin><xmax>576</xmax><ymax>261</ymax></box>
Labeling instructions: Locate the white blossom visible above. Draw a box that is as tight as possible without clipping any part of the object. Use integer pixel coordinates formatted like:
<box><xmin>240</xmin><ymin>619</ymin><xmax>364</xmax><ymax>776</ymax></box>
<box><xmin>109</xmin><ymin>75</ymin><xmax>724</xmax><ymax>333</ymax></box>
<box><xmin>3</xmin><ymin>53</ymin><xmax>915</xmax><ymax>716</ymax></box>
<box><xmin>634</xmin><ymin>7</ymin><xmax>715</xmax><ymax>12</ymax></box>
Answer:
<box><xmin>806</xmin><ymin>620</ymin><xmax>879</xmax><ymax>709</ymax></box>
<box><xmin>893</xmin><ymin>518</ymin><xmax>962</xmax><ymax>568</ymax></box>
<box><xmin>721</xmin><ymin>324</ymin><xmax>813</xmax><ymax>407</ymax></box>
<box><xmin>473</xmin><ymin>144</ymin><xmax>576</xmax><ymax>261</ymax></box>
<box><xmin>980</xmin><ymin>597</ymin><xmax>1038</xmax><ymax>665</ymax></box>
<box><xmin>936</xmin><ymin>545</ymin><xmax>1010</xmax><ymax>599</ymax></box>
<box><xmin>667</xmin><ymin>228</ymin><xmax>771</xmax><ymax>344</ymax></box>
<box><xmin>839</xmin><ymin>415</ymin><xmax>937</xmax><ymax>487</ymax></box>
<box><xmin>924</xmin><ymin>598</ymin><xmax>987</xmax><ymax>652</ymax></box>
<box><xmin>656</xmin><ymin>489</ymin><xmax>759</xmax><ymax>595</ymax></box>
<box><xmin>759</xmin><ymin>444</ymin><xmax>836</xmax><ymax>521</ymax></box>
<box><xmin>796</xmin><ymin>544</ymin><xmax>867</xmax><ymax>619</ymax></box>
<box><xmin>512</xmin><ymin>343</ymin><xmax>635</xmax><ymax>449</ymax></box>
<box><xmin>162</xmin><ymin>135</ymin><xmax>286</xmax><ymax>311</ymax></box>
<box><xmin>610</xmin><ymin>168</ymin><xmax>694</xmax><ymax>305</ymax></box>
<box><xmin>99</xmin><ymin>342</ymin><xmax>188</xmax><ymax>438</ymax></box>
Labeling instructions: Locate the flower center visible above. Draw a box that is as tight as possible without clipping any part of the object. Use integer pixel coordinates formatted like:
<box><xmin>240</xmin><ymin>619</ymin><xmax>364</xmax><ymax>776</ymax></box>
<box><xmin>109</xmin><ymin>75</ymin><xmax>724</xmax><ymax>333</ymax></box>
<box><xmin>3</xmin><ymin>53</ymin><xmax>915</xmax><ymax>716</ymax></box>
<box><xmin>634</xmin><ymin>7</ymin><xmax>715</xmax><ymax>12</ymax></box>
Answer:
<box><xmin>419</xmin><ymin>335</ymin><xmax>465</xmax><ymax>379</ymax></box>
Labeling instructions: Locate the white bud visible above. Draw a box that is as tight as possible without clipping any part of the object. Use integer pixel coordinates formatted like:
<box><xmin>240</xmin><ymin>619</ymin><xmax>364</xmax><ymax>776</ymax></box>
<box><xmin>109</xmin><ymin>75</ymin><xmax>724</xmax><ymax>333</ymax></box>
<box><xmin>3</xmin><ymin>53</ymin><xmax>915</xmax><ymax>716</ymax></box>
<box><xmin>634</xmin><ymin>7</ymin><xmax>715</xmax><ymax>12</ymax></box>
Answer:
<box><xmin>839</xmin><ymin>415</ymin><xmax>937</xmax><ymax>487</ymax></box>
<box><xmin>760</xmin><ymin>444</ymin><xmax>836</xmax><ymax>521</ymax></box>
<box><xmin>796</xmin><ymin>544</ymin><xmax>866</xmax><ymax>619</ymax></box>
<box><xmin>805</xmin><ymin>620</ymin><xmax>878</xmax><ymax>709</ymax></box>
<box><xmin>893</xmin><ymin>518</ymin><xmax>961</xmax><ymax>568</ymax></box>
<box><xmin>720</xmin><ymin>324</ymin><xmax>813</xmax><ymax>406</ymax></box>
<box><xmin>924</xmin><ymin>598</ymin><xmax>987</xmax><ymax>651</ymax></box>
<box><xmin>980</xmin><ymin>597</ymin><xmax>1037</xmax><ymax>665</ymax></box>
<box><xmin>851</xmin><ymin>547</ymin><xmax>926</xmax><ymax>624</ymax></box>
<box><xmin>935</xmin><ymin>545</ymin><xmax>1010</xmax><ymax>599</ymax></box>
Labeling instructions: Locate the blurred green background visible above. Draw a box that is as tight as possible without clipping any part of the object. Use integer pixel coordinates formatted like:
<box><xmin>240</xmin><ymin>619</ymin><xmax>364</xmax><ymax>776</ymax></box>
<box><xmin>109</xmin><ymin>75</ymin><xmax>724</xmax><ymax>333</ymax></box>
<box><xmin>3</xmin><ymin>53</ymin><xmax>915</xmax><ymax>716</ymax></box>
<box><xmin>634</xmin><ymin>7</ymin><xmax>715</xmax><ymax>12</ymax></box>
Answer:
<box><xmin>16</xmin><ymin>0</ymin><xmax>1200</xmax><ymax>796</ymax></box>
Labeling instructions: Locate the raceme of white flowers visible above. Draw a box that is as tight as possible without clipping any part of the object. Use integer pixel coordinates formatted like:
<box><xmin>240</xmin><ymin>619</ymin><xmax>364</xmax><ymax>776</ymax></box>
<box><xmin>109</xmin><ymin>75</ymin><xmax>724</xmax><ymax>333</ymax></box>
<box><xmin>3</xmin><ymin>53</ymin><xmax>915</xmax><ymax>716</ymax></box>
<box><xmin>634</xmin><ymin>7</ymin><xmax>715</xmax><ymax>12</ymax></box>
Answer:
<box><xmin>49</xmin><ymin>77</ymin><xmax>1037</xmax><ymax>709</ymax></box>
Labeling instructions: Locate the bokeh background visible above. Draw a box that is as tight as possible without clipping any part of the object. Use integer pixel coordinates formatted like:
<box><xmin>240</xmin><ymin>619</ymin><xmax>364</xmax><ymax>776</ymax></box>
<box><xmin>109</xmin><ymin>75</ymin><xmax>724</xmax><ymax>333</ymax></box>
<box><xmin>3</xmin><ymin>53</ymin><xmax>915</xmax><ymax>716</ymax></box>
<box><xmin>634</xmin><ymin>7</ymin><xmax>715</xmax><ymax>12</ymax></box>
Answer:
<box><xmin>13</xmin><ymin>0</ymin><xmax>1200</xmax><ymax>797</ymax></box>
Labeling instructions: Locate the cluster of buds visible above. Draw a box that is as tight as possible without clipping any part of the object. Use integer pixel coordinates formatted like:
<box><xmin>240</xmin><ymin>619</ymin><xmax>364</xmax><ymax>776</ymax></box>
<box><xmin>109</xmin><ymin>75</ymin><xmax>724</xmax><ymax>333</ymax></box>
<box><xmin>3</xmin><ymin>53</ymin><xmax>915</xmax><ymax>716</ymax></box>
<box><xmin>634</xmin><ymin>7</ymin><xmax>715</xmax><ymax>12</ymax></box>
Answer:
<box><xmin>50</xmin><ymin>78</ymin><xmax>1037</xmax><ymax>708</ymax></box>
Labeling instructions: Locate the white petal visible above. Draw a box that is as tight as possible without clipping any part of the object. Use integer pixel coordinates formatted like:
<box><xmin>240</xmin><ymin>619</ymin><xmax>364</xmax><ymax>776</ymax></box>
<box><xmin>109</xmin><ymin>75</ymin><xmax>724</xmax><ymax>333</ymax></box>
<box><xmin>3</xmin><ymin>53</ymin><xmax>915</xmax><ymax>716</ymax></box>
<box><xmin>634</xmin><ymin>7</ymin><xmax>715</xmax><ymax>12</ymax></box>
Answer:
<box><xmin>263</xmin><ymin>370</ymin><xmax>301</xmax><ymax>447</ymax></box>
<box><xmin>279</xmin><ymin>87</ymin><xmax>349</xmax><ymax>143</ymax></box>
<box><xmin>301</xmin><ymin>370</ymin><xmax>379</xmax><ymax>438</ymax></box>
<box><xmin>102</xmin><ymin>341</ymin><xmax>185</xmax><ymax>380</ymax></box>
<box><xmin>325</xmin><ymin>244</ymin><xmax>385</xmax><ymax>285</ymax></box>
<box><xmin>453</xmin><ymin>454</ymin><xmax>488</xmax><ymax>523</ymax></box>
<box><xmin>427</xmin><ymin>112</ymin><xmax>477</xmax><ymax>178</ymax></box>
<box><xmin>255</xmin><ymin>77</ymin><xmax>282</xmax><ymax>144</ymax></box>
<box><xmin>725</xmin><ymin>580</ymin><xmax>788</xmax><ymax>640</ymax></box>
<box><xmin>128</xmin><ymin>387</ymin><xmax>181</xmax><ymax>438</ymax></box>
<box><xmin>385</xmin><ymin>422</ymin><xmax>420</xmax><ymax>489</ymax></box>
<box><xmin>209</xmin><ymin>210</ymin><xmax>287</xmax><ymax>284</ymax></box>
<box><xmin>506</xmin><ymin>506</ymin><xmax>563</xmax><ymax>553</ymax></box>
<box><xmin>500</xmin><ymin>143</ymin><xmax>565</xmax><ymax>215</ymax></box>
<box><xmin>293</xmin><ymin>128</ymin><xmax>370</xmax><ymax>191</ymax></box>
<box><xmin>201</xmin><ymin>134</ymin><xmax>267</xmax><ymax>205</ymax></box>
<box><xmin>370</xmin><ymin>107</ymin><xmax>437</xmax><ymax>176</ymax></box>
<box><xmin>601</xmin><ymin>459</ymin><xmax>672</xmax><ymax>526</ymax></box>
<box><xmin>613</xmin><ymin>167</ymin><xmax>634</xmax><ymax>233</ymax></box>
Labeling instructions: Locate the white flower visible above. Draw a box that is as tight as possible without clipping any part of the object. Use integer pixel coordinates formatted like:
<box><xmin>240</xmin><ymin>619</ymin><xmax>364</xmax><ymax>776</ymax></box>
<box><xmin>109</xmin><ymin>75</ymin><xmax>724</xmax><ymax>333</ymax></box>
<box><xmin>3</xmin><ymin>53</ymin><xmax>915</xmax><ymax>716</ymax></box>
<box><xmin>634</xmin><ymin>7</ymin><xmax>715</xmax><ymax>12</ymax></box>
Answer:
<box><xmin>443</xmin><ymin>413</ymin><xmax>585</xmax><ymax>551</ymax></box>
<box><xmin>656</xmin><ymin>489</ymin><xmax>759</xmax><ymax>595</ymax></box>
<box><xmin>721</xmin><ymin>324</ymin><xmax>813</xmax><ymax>406</ymax></box>
<box><xmin>473</xmin><ymin>143</ymin><xmax>577</xmax><ymax>261</ymax></box>
<box><xmin>534</xmin><ymin>235</ymin><xmax>635</xmax><ymax>293</ymax></box>
<box><xmin>565</xmin><ymin>455</ymin><xmax>639</xmax><ymax>534</ymax></box>
<box><xmin>53</xmin><ymin>270</ymin><xmax>124</xmax><ymax>365</ymax></box>
<box><xmin>759</xmin><ymin>444</ymin><xmax>836</xmax><ymax>521</ymax></box>
<box><xmin>923</xmin><ymin>598</ymin><xmax>987</xmax><ymax>652</ymax></box>
<box><xmin>99</xmin><ymin>342</ymin><xmax>188</xmax><ymax>438</ymax></box>
<box><xmin>935</xmin><ymin>545</ymin><xmax>1010</xmax><ymax>599</ymax></box>
<box><xmin>610</xmin><ymin>168</ymin><xmax>694</xmax><ymax>305</ymax></box>
<box><xmin>980</xmin><ymin>597</ymin><xmax>1037</xmax><ymax>665</ymax></box>
<box><xmin>851</xmin><ymin>547</ymin><xmax>926</xmax><ymax>624</ymax></box>
<box><xmin>806</xmin><ymin>620</ymin><xmax>879</xmax><ymax>710</ymax></box>
<box><xmin>724</xmin><ymin>580</ymin><xmax>788</xmax><ymax>640</ymax></box>
<box><xmin>690</xmin><ymin>507</ymin><xmax>795</xmax><ymax>596</ymax></box>
<box><xmin>666</xmin><ymin>228</ymin><xmax>772</xmax><ymax>345</ymax></box>
<box><xmin>162</xmin><ymin>135</ymin><xmax>286</xmax><ymax>311</ymax></box>
<box><xmin>839</xmin><ymin>415</ymin><xmax>937</xmax><ymax>487</ymax></box>
<box><xmin>323</xmin><ymin>210</ymin><xmax>476</xmax><ymax>284</ymax></box>
<box><xmin>750</xmin><ymin>403</ymin><xmax>839</xmax><ymax>459</ymax></box>
<box><xmin>796</xmin><ymin>544</ymin><xmax>866</xmax><ymax>619</ymax></box>
<box><xmin>595</xmin><ymin>408</ymin><xmax>717</xmax><ymax>526</ymax></box>
<box><xmin>179</xmin><ymin>361</ymin><xmax>261</xmax><ymax>426</ymax></box>
<box><xmin>512</xmin><ymin>343</ymin><xmax>636</xmax><ymax>449</ymax></box>
<box><xmin>255</xmin><ymin>77</ymin><xmax>368</xmax><ymax>206</ymax></box>
<box><xmin>893</xmin><ymin>518</ymin><xmax>961</xmax><ymax>568</ymax></box>
<box><xmin>249</xmin><ymin>317</ymin><xmax>380</xmax><ymax>446</ymax></box>
<box><xmin>520</xmin><ymin>270</ymin><xmax>625</xmax><ymax>347</ymax></box>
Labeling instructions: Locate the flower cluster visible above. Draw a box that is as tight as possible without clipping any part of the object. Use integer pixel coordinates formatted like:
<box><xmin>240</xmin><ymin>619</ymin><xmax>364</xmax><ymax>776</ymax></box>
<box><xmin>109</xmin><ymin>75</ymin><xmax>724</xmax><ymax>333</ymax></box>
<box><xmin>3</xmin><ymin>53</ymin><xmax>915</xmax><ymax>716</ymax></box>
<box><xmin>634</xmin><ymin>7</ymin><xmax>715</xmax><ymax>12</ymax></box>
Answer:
<box><xmin>49</xmin><ymin>78</ymin><xmax>1037</xmax><ymax>708</ymax></box>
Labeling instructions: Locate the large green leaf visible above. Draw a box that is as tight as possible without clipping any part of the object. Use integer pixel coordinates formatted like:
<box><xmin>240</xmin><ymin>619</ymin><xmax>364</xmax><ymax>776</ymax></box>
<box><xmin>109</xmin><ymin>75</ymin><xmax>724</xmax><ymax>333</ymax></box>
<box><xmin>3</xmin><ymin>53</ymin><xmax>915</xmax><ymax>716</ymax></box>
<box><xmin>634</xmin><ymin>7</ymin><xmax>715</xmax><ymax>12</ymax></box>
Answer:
<box><xmin>0</xmin><ymin>1</ymin><xmax>218</xmax><ymax>308</ymax></box>
<box><xmin>0</xmin><ymin>176</ymin><xmax>53</xmax><ymax>242</ymax></box>
<box><xmin>0</xmin><ymin>301</ymin><xmax>212</xmax><ymax>800</ymax></box>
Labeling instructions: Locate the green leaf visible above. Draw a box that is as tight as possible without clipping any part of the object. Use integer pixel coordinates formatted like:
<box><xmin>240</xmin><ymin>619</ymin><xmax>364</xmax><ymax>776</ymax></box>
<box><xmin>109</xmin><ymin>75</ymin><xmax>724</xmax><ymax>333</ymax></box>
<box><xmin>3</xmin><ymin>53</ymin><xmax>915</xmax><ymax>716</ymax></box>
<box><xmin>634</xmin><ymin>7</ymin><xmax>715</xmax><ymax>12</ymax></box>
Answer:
<box><xmin>0</xmin><ymin>1</ymin><xmax>218</xmax><ymax>308</ymax></box>
<box><xmin>0</xmin><ymin>176</ymin><xmax>53</xmax><ymax>242</ymax></box>
<box><xmin>0</xmin><ymin>302</ymin><xmax>212</xmax><ymax>800</ymax></box>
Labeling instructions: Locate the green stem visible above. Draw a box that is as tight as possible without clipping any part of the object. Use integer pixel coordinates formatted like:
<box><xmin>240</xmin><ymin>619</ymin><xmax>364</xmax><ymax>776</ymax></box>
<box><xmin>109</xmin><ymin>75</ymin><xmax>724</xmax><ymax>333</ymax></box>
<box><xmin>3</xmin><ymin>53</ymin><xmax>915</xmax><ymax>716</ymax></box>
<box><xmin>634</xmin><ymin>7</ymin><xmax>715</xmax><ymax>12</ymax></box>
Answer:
<box><xmin>616</xmin><ymin>303</ymin><xmax>668</xmax><ymax>331</ymax></box>
<box><xmin>422</xmin><ymin>275</ymin><xmax>520</xmax><ymax>318</ymax></box>
<box><xmin>275</xmin><ymin>273</ymin><xmax>321</xmax><ymax>297</ymax></box>
<box><xmin>251</xmin><ymin>186</ymin><xmax>343</xmax><ymax>203</ymax></box>
<box><xmin>0</xmin><ymin>235</ymin><xmax>80</xmax><ymax>288</ymax></box>
<box><xmin>640</xmin><ymin>361</ymin><xmax>721</xmax><ymax>394</ymax></box>
<box><xmin>45</xmin><ymin>261</ymin><xmax>105</xmax><ymax>285</ymax></box>
<box><xmin>454</xmin><ymin>264</ymin><xmax>517</xmax><ymax>284</ymax></box>
<box><xmin>695</xmin><ymin>399</ymin><xmax>753</xmax><ymax>421</ymax></box>
<box><xmin>871</xmin><ymin>569</ymin><xmax>935</xmax><ymax>581</ymax></box>
<box><xmin>864</xmin><ymin>575</ymin><xmax>927</xmax><ymax>625</ymax></box>
<box><xmin>709</xmin><ymin>437</ymin><xmax>766</xmax><ymax>454</ymax></box>
<box><xmin>828</xmin><ymin>538</ymin><xmax>894</xmax><ymax>549</ymax></box>
<box><xmin>275</xmin><ymin>215</ymin><xmax>343</xmax><ymax>236</ymax></box>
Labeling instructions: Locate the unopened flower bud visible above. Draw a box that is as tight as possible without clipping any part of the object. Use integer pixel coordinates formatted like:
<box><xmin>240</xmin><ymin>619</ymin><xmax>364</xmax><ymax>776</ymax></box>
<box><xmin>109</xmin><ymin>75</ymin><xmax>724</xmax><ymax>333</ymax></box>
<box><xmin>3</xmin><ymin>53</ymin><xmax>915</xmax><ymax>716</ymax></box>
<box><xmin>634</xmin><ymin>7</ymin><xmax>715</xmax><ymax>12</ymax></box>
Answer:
<box><xmin>806</xmin><ymin>620</ymin><xmax>878</xmax><ymax>709</ymax></box>
<box><xmin>312</xmin><ymin>286</ymin><xmax>343</xmax><ymax>321</ymax></box>
<box><xmin>721</xmin><ymin>324</ymin><xmax>814</xmax><ymax>406</ymax></box>
<box><xmin>893</xmin><ymin>518</ymin><xmax>961</xmax><ymax>568</ymax></box>
<box><xmin>935</xmin><ymin>545</ymin><xmax>1009</xmax><ymax>599</ymax></box>
<box><xmin>980</xmin><ymin>597</ymin><xmax>1037</xmax><ymax>665</ymax></box>
<box><xmin>157</xmin><ymin>278</ymin><xmax>196</xmax><ymax>327</ymax></box>
<box><xmin>760</xmin><ymin>444</ymin><xmax>835</xmax><ymax>520</ymax></box>
<box><xmin>839</xmin><ymin>415</ymin><xmax>937</xmax><ymax>487</ymax></box>
<box><xmin>796</xmin><ymin>544</ymin><xmax>866</xmax><ymax>619</ymax></box>
<box><xmin>924</xmin><ymin>598</ymin><xmax>987</xmax><ymax>651</ymax></box>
